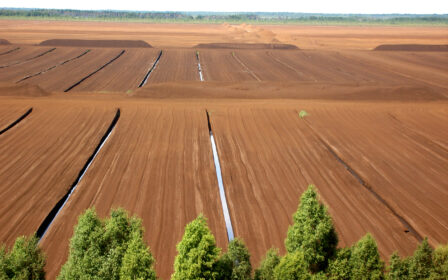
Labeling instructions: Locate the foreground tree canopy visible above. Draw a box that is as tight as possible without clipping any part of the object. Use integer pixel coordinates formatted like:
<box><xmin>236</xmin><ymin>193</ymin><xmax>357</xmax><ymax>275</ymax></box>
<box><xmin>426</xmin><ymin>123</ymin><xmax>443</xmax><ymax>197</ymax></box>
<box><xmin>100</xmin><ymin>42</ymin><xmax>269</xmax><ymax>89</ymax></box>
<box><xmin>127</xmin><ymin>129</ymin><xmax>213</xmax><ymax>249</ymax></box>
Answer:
<box><xmin>171</xmin><ymin>214</ymin><xmax>221</xmax><ymax>280</ymax></box>
<box><xmin>0</xmin><ymin>235</ymin><xmax>45</xmax><ymax>280</ymax></box>
<box><xmin>58</xmin><ymin>208</ymin><xmax>156</xmax><ymax>280</ymax></box>
<box><xmin>285</xmin><ymin>185</ymin><xmax>338</xmax><ymax>272</ymax></box>
<box><xmin>1</xmin><ymin>186</ymin><xmax>447</xmax><ymax>279</ymax></box>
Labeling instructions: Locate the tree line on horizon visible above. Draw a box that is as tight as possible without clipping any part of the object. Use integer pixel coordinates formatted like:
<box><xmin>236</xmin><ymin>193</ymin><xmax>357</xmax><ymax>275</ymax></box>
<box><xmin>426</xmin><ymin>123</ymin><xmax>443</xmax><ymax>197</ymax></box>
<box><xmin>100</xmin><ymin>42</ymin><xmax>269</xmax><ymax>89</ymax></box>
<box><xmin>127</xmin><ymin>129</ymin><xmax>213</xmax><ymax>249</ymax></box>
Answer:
<box><xmin>0</xmin><ymin>8</ymin><xmax>447</xmax><ymax>25</ymax></box>
<box><xmin>1</xmin><ymin>185</ymin><xmax>447</xmax><ymax>279</ymax></box>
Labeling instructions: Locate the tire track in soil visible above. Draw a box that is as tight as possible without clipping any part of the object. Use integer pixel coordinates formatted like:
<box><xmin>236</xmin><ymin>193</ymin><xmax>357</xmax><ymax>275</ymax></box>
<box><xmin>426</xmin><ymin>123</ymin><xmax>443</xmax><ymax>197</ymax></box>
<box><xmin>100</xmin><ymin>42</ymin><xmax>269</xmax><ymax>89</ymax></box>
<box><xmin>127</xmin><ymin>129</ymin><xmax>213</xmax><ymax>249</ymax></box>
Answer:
<box><xmin>300</xmin><ymin>113</ymin><xmax>424</xmax><ymax>243</ymax></box>
<box><xmin>265</xmin><ymin>51</ymin><xmax>309</xmax><ymax>80</ymax></box>
<box><xmin>387</xmin><ymin>113</ymin><xmax>448</xmax><ymax>161</ymax></box>
<box><xmin>64</xmin><ymin>50</ymin><xmax>125</xmax><ymax>92</ymax></box>
<box><xmin>36</xmin><ymin>109</ymin><xmax>120</xmax><ymax>239</ymax></box>
<box><xmin>231</xmin><ymin>51</ymin><xmax>261</xmax><ymax>81</ymax></box>
<box><xmin>0</xmin><ymin>108</ymin><xmax>32</xmax><ymax>136</ymax></box>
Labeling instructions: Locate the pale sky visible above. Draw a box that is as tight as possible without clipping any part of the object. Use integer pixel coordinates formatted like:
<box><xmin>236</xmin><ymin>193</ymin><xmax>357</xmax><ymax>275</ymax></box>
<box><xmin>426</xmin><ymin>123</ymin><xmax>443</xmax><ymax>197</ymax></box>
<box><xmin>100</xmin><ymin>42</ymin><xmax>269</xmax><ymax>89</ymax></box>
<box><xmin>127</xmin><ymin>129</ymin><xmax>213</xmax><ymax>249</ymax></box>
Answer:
<box><xmin>1</xmin><ymin>0</ymin><xmax>448</xmax><ymax>14</ymax></box>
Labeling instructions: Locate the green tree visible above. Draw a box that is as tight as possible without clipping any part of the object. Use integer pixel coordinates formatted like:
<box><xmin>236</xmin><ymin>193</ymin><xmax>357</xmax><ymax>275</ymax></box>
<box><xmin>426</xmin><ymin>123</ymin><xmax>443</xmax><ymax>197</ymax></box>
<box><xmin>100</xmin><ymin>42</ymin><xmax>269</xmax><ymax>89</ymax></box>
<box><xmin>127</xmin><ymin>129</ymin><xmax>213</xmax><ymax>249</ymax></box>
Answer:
<box><xmin>0</xmin><ymin>235</ymin><xmax>45</xmax><ymax>280</ymax></box>
<box><xmin>171</xmin><ymin>214</ymin><xmax>221</xmax><ymax>280</ymax></box>
<box><xmin>285</xmin><ymin>185</ymin><xmax>338</xmax><ymax>272</ymax></box>
<box><xmin>311</xmin><ymin>272</ymin><xmax>326</xmax><ymax>280</ymax></box>
<box><xmin>273</xmin><ymin>251</ymin><xmax>311</xmax><ymax>280</ymax></box>
<box><xmin>58</xmin><ymin>208</ymin><xmax>105</xmax><ymax>279</ymax></box>
<box><xmin>327</xmin><ymin>247</ymin><xmax>352</xmax><ymax>280</ymax></box>
<box><xmin>430</xmin><ymin>245</ymin><xmax>448</xmax><ymax>279</ymax></box>
<box><xmin>350</xmin><ymin>234</ymin><xmax>384</xmax><ymax>280</ymax></box>
<box><xmin>120</xmin><ymin>229</ymin><xmax>157</xmax><ymax>280</ymax></box>
<box><xmin>0</xmin><ymin>246</ymin><xmax>6</xmax><ymax>279</ymax></box>
<box><xmin>254</xmin><ymin>248</ymin><xmax>280</xmax><ymax>280</ymax></box>
<box><xmin>408</xmin><ymin>238</ymin><xmax>433</xmax><ymax>279</ymax></box>
<box><xmin>386</xmin><ymin>252</ymin><xmax>409</xmax><ymax>280</ymax></box>
<box><xmin>218</xmin><ymin>238</ymin><xmax>252</xmax><ymax>280</ymax></box>
<box><xmin>100</xmin><ymin>209</ymin><xmax>137</xmax><ymax>278</ymax></box>
<box><xmin>58</xmin><ymin>208</ymin><xmax>156</xmax><ymax>280</ymax></box>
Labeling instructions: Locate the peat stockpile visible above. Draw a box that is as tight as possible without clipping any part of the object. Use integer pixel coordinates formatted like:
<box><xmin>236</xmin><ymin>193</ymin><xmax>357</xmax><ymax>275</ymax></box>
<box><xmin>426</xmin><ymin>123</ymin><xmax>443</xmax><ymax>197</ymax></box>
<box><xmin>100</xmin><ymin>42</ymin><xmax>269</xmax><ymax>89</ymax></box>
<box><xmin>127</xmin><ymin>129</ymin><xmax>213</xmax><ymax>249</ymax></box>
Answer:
<box><xmin>195</xmin><ymin>43</ymin><xmax>299</xmax><ymax>50</ymax></box>
<box><xmin>0</xmin><ymin>39</ymin><xmax>11</xmax><ymax>45</ymax></box>
<box><xmin>39</xmin><ymin>39</ymin><xmax>152</xmax><ymax>48</ymax></box>
<box><xmin>374</xmin><ymin>44</ymin><xmax>448</xmax><ymax>52</ymax></box>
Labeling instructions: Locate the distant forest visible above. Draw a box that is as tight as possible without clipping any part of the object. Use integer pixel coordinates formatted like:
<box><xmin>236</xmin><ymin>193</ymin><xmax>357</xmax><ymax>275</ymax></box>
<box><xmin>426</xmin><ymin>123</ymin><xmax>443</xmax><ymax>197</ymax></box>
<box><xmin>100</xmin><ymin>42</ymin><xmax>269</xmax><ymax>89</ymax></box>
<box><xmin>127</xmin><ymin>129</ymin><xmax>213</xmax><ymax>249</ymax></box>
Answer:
<box><xmin>0</xmin><ymin>8</ymin><xmax>447</xmax><ymax>25</ymax></box>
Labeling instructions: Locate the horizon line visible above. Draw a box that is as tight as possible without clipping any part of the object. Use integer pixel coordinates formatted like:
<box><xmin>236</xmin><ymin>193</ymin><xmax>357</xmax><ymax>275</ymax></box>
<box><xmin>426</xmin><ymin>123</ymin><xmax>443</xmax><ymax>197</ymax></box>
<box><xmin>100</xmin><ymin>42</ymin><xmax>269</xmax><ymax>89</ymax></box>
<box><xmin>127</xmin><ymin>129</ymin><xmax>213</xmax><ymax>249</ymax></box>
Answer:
<box><xmin>1</xmin><ymin>7</ymin><xmax>447</xmax><ymax>16</ymax></box>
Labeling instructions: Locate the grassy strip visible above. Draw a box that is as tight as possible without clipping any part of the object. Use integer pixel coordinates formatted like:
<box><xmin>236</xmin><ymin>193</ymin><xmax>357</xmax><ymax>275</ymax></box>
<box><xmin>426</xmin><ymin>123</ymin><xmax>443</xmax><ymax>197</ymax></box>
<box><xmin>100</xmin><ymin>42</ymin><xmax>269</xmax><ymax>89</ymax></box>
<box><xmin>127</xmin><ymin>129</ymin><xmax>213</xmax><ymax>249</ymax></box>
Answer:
<box><xmin>0</xmin><ymin>15</ymin><xmax>447</xmax><ymax>26</ymax></box>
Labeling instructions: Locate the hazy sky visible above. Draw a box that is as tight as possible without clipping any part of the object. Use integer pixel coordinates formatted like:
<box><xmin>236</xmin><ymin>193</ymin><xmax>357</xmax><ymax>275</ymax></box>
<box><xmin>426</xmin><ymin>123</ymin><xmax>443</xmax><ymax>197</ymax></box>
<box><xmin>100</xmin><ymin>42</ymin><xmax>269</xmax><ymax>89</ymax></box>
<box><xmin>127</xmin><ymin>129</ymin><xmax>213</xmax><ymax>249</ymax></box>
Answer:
<box><xmin>1</xmin><ymin>0</ymin><xmax>447</xmax><ymax>14</ymax></box>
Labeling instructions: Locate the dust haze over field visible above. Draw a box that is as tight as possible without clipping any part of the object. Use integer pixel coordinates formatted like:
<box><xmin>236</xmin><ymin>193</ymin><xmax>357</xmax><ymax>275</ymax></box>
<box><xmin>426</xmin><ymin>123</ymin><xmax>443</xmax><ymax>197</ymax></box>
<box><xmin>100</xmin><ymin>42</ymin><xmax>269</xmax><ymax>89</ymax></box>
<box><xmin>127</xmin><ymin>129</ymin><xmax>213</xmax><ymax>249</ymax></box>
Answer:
<box><xmin>0</xmin><ymin>15</ymin><xmax>447</xmax><ymax>279</ymax></box>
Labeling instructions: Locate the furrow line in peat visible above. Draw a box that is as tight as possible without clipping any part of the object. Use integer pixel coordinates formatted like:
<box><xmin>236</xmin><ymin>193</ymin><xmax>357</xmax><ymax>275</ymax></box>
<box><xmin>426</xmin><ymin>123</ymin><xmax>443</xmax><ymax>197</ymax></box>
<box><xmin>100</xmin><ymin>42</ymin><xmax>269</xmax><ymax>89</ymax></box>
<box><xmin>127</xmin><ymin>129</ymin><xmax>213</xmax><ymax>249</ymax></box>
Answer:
<box><xmin>17</xmin><ymin>50</ymin><xmax>91</xmax><ymax>83</ymax></box>
<box><xmin>0</xmin><ymin>48</ymin><xmax>56</xmax><ymax>69</ymax></box>
<box><xmin>0</xmin><ymin>108</ymin><xmax>32</xmax><ymax>136</ymax></box>
<box><xmin>138</xmin><ymin>50</ymin><xmax>163</xmax><ymax>87</ymax></box>
<box><xmin>300</xmin><ymin>112</ymin><xmax>424</xmax><ymax>243</ymax></box>
<box><xmin>64</xmin><ymin>50</ymin><xmax>125</xmax><ymax>92</ymax></box>
<box><xmin>206</xmin><ymin>110</ymin><xmax>234</xmax><ymax>242</ymax></box>
<box><xmin>36</xmin><ymin>108</ymin><xmax>121</xmax><ymax>239</ymax></box>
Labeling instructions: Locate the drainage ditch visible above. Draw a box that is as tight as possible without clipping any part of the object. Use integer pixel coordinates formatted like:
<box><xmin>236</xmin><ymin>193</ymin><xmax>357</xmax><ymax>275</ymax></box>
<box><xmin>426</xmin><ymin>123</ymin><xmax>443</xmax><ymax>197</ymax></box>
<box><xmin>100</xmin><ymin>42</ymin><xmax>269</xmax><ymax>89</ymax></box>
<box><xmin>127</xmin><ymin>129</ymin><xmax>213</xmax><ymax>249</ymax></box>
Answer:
<box><xmin>0</xmin><ymin>47</ymin><xmax>20</xmax><ymax>56</ymax></box>
<box><xmin>64</xmin><ymin>50</ymin><xmax>125</xmax><ymax>92</ymax></box>
<box><xmin>17</xmin><ymin>50</ymin><xmax>91</xmax><ymax>83</ymax></box>
<box><xmin>196</xmin><ymin>51</ymin><xmax>204</xmax><ymax>81</ymax></box>
<box><xmin>138</xmin><ymin>50</ymin><xmax>163</xmax><ymax>87</ymax></box>
<box><xmin>36</xmin><ymin>109</ymin><xmax>121</xmax><ymax>240</ymax></box>
<box><xmin>0</xmin><ymin>108</ymin><xmax>32</xmax><ymax>136</ymax></box>
<box><xmin>206</xmin><ymin>110</ymin><xmax>234</xmax><ymax>241</ymax></box>
<box><xmin>0</xmin><ymin>48</ymin><xmax>56</xmax><ymax>69</ymax></box>
<box><xmin>301</xmin><ymin>114</ymin><xmax>423</xmax><ymax>242</ymax></box>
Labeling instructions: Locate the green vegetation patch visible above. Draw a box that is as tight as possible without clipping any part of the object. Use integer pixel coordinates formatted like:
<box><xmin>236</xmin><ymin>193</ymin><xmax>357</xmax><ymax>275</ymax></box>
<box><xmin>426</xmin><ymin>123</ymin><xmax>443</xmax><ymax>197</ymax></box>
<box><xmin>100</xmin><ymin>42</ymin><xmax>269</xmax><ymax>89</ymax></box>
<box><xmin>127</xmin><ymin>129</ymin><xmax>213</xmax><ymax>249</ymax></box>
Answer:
<box><xmin>2</xmin><ymin>186</ymin><xmax>448</xmax><ymax>279</ymax></box>
<box><xmin>299</xmin><ymin>110</ymin><xmax>309</xmax><ymax>119</ymax></box>
<box><xmin>1</xmin><ymin>9</ymin><xmax>447</xmax><ymax>26</ymax></box>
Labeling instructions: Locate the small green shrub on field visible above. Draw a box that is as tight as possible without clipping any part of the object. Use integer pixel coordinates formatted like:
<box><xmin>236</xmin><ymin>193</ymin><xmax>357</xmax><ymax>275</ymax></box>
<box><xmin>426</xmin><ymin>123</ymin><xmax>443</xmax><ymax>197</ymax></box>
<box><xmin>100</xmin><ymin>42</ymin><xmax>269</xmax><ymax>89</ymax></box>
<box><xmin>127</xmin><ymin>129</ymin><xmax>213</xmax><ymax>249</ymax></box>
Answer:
<box><xmin>299</xmin><ymin>110</ymin><xmax>309</xmax><ymax>119</ymax></box>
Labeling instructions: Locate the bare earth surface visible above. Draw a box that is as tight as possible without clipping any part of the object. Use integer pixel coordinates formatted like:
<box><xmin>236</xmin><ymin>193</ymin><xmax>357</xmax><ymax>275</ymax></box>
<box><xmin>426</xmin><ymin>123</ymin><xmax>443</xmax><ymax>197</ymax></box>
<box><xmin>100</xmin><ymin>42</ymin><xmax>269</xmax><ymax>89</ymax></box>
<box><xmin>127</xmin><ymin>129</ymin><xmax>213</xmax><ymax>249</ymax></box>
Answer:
<box><xmin>0</xmin><ymin>104</ymin><xmax>31</xmax><ymax>131</ymax></box>
<box><xmin>0</xmin><ymin>20</ymin><xmax>447</xmax><ymax>279</ymax></box>
<box><xmin>0</xmin><ymin>103</ymin><xmax>114</xmax><ymax>245</ymax></box>
<box><xmin>40</xmin><ymin>105</ymin><xmax>228</xmax><ymax>280</ymax></box>
<box><xmin>208</xmin><ymin>107</ymin><xmax>419</xmax><ymax>260</ymax></box>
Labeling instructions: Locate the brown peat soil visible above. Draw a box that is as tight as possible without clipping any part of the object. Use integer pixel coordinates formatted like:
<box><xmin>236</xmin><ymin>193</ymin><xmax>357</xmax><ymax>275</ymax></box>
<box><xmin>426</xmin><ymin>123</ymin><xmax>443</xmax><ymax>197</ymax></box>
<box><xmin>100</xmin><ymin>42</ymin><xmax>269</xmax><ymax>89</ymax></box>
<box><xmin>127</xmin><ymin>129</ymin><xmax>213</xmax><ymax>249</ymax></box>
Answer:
<box><xmin>0</xmin><ymin>19</ymin><xmax>447</xmax><ymax>279</ymax></box>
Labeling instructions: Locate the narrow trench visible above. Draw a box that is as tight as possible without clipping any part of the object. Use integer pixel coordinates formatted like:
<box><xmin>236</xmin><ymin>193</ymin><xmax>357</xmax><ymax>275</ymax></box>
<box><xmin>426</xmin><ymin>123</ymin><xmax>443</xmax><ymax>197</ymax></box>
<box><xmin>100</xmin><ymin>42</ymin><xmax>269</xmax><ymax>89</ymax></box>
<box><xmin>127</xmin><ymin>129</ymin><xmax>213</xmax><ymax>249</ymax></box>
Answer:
<box><xmin>36</xmin><ymin>108</ymin><xmax>121</xmax><ymax>240</ymax></box>
<box><xmin>0</xmin><ymin>47</ymin><xmax>20</xmax><ymax>56</ymax></box>
<box><xmin>0</xmin><ymin>48</ymin><xmax>56</xmax><ymax>69</ymax></box>
<box><xmin>300</xmin><ymin>115</ymin><xmax>423</xmax><ymax>243</ymax></box>
<box><xmin>206</xmin><ymin>110</ymin><xmax>234</xmax><ymax>241</ymax></box>
<box><xmin>196</xmin><ymin>51</ymin><xmax>204</xmax><ymax>81</ymax></box>
<box><xmin>138</xmin><ymin>50</ymin><xmax>163</xmax><ymax>87</ymax></box>
<box><xmin>17</xmin><ymin>50</ymin><xmax>91</xmax><ymax>83</ymax></box>
<box><xmin>0</xmin><ymin>108</ymin><xmax>32</xmax><ymax>135</ymax></box>
<box><xmin>64</xmin><ymin>50</ymin><xmax>125</xmax><ymax>92</ymax></box>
